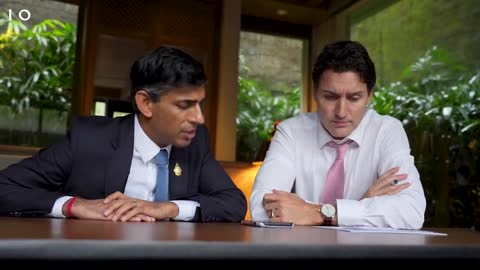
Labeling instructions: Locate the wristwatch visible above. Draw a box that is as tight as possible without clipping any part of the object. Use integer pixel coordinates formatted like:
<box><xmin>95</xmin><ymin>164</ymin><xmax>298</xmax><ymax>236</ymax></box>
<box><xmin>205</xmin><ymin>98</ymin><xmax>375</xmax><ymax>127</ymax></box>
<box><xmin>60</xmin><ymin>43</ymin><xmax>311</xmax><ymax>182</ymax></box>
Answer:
<box><xmin>320</xmin><ymin>204</ymin><xmax>336</xmax><ymax>226</ymax></box>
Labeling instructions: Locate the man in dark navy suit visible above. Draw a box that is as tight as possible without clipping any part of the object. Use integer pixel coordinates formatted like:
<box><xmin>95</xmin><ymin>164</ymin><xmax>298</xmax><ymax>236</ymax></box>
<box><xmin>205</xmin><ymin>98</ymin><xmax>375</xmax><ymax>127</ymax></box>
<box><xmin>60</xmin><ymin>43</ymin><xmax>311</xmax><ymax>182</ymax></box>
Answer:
<box><xmin>0</xmin><ymin>46</ymin><xmax>247</xmax><ymax>222</ymax></box>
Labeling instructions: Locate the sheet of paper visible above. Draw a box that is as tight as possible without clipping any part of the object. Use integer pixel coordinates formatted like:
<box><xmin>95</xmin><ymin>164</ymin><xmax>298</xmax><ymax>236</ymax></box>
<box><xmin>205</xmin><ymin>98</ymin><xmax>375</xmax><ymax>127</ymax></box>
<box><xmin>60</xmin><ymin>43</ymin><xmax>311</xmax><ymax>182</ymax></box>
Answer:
<box><xmin>315</xmin><ymin>226</ymin><xmax>447</xmax><ymax>236</ymax></box>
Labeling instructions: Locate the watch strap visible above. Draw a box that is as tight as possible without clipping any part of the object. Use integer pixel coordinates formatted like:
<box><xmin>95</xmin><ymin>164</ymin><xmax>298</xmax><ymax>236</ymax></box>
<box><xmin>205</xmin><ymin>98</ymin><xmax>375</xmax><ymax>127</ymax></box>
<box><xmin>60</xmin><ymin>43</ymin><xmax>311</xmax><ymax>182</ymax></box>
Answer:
<box><xmin>323</xmin><ymin>215</ymin><xmax>334</xmax><ymax>226</ymax></box>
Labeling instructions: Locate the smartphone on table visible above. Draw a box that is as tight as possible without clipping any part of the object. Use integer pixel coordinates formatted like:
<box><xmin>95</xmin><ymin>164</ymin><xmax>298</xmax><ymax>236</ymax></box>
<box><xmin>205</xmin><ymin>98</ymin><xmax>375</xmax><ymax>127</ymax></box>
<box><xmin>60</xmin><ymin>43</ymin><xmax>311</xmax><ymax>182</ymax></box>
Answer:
<box><xmin>241</xmin><ymin>220</ymin><xmax>294</xmax><ymax>228</ymax></box>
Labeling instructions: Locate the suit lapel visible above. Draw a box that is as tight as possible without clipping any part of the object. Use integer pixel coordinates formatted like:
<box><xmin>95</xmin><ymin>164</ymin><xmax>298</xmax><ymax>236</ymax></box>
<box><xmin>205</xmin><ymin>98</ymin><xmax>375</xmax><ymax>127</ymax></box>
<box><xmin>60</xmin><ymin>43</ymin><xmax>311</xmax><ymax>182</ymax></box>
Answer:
<box><xmin>169</xmin><ymin>147</ymin><xmax>190</xmax><ymax>200</ymax></box>
<box><xmin>104</xmin><ymin>115</ymin><xmax>135</xmax><ymax>196</ymax></box>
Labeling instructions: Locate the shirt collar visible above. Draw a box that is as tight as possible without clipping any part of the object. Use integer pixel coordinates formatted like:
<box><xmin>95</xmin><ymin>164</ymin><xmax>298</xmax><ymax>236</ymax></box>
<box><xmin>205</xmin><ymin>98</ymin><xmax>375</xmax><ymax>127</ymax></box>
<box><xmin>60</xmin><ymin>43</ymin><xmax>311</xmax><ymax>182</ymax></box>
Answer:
<box><xmin>134</xmin><ymin>115</ymin><xmax>172</xmax><ymax>163</ymax></box>
<box><xmin>317</xmin><ymin>109</ymin><xmax>373</xmax><ymax>148</ymax></box>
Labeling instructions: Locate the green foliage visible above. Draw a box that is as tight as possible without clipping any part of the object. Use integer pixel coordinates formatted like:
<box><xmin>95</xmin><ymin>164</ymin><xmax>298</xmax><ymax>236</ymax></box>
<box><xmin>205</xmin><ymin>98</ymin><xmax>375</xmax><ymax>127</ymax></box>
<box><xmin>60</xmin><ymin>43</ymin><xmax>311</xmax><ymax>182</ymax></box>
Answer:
<box><xmin>236</xmin><ymin>62</ymin><xmax>301</xmax><ymax>161</ymax></box>
<box><xmin>0</xmin><ymin>13</ymin><xmax>76</xmax><ymax>114</ymax></box>
<box><xmin>371</xmin><ymin>47</ymin><xmax>480</xmax><ymax>227</ymax></box>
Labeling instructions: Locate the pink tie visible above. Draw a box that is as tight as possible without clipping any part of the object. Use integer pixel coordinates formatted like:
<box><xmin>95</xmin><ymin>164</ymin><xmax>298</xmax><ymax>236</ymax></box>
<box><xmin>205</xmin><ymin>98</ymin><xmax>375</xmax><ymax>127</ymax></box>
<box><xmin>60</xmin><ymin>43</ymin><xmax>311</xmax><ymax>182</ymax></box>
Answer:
<box><xmin>320</xmin><ymin>141</ymin><xmax>351</xmax><ymax>205</ymax></box>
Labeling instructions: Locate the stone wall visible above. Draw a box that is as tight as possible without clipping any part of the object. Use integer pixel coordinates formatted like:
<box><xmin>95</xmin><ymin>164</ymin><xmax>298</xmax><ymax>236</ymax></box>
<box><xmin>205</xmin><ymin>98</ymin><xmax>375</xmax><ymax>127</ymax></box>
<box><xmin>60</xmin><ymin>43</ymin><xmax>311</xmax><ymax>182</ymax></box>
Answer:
<box><xmin>239</xmin><ymin>31</ymin><xmax>304</xmax><ymax>93</ymax></box>
<box><xmin>350</xmin><ymin>0</ymin><xmax>480</xmax><ymax>84</ymax></box>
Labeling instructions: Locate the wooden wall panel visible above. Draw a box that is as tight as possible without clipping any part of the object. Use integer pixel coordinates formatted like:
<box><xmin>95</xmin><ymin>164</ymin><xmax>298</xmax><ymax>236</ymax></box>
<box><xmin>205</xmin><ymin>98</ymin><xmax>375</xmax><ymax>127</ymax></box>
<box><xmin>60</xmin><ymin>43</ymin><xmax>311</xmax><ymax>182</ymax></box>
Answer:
<box><xmin>145</xmin><ymin>0</ymin><xmax>220</xmax><ymax>138</ymax></box>
<box><xmin>76</xmin><ymin>0</ymin><xmax>221</xmax><ymax>148</ymax></box>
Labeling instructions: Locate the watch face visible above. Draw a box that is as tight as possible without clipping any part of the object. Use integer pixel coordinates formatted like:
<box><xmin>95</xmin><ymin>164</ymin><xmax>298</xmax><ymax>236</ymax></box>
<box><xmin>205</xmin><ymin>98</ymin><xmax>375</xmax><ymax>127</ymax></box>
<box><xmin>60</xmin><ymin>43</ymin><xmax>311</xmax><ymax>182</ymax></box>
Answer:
<box><xmin>321</xmin><ymin>204</ymin><xmax>336</xmax><ymax>218</ymax></box>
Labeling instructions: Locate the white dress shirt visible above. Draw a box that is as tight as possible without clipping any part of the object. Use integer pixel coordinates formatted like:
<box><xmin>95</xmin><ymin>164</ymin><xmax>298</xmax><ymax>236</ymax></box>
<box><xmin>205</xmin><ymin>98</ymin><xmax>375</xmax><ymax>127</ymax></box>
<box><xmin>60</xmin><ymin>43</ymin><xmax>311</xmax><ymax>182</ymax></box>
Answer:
<box><xmin>250</xmin><ymin>109</ymin><xmax>426</xmax><ymax>229</ymax></box>
<box><xmin>51</xmin><ymin>115</ymin><xmax>199</xmax><ymax>220</ymax></box>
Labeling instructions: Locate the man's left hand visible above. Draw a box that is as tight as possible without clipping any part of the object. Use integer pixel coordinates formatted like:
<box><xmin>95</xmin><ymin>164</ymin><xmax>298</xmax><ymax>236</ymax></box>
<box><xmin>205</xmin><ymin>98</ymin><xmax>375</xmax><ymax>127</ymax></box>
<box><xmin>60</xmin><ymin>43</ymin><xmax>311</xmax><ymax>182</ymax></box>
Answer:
<box><xmin>103</xmin><ymin>192</ymin><xmax>178</xmax><ymax>222</ymax></box>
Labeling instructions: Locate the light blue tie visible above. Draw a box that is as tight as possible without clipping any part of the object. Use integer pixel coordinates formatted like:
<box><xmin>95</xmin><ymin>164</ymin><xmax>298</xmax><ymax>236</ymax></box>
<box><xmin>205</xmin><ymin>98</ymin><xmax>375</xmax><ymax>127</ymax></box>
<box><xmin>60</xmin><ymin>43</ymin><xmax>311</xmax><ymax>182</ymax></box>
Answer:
<box><xmin>154</xmin><ymin>149</ymin><xmax>169</xmax><ymax>202</ymax></box>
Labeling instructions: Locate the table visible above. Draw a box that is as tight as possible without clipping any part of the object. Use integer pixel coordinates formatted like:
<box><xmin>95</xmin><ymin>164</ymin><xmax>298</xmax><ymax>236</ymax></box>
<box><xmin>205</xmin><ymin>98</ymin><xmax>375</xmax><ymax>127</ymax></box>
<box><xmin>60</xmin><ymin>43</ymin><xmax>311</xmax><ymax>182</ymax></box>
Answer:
<box><xmin>0</xmin><ymin>217</ymin><xmax>479</xmax><ymax>267</ymax></box>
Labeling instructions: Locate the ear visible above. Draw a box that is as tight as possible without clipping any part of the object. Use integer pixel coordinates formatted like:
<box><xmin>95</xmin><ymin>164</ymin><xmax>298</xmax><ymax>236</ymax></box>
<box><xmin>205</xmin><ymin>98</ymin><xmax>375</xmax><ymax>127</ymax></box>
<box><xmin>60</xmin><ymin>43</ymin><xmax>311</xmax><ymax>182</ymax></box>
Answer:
<box><xmin>135</xmin><ymin>90</ymin><xmax>153</xmax><ymax>118</ymax></box>
<box><xmin>367</xmin><ymin>90</ymin><xmax>373</xmax><ymax>104</ymax></box>
<box><xmin>313</xmin><ymin>88</ymin><xmax>320</xmax><ymax>103</ymax></box>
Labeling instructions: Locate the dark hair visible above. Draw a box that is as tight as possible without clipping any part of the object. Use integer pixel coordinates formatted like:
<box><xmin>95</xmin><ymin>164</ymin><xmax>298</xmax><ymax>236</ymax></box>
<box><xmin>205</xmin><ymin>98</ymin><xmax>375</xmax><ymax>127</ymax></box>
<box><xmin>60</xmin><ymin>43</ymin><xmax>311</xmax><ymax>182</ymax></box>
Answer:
<box><xmin>130</xmin><ymin>46</ymin><xmax>207</xmax><ymax>112</ymax></box>
<box><xmin>312</xmin><ymin>41</ymin><xmax>376</xmax><ymax>93</ymax></box>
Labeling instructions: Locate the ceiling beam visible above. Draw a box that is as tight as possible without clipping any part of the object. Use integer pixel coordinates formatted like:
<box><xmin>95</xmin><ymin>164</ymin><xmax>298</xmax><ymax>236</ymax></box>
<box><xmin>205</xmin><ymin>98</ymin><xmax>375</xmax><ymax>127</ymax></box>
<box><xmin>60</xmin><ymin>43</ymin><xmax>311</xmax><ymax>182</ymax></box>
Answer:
<box><xmin>242</xmin><ymin>0</ymin><xmax>328</xmax><ymax>25</ymax></box>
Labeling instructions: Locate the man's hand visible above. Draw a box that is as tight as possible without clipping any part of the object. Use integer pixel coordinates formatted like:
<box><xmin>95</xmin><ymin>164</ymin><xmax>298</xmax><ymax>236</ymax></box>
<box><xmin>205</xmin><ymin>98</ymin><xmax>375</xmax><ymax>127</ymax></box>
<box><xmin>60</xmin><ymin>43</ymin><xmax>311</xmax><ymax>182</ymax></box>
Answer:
<box><xmin>63</xmin><ymin>196</ymin><xmax>154</xmax><ymax>222</ymax></box>
<box><xmin>361</xmin><ymin>167</ymin><xmax>410</xmax><ymax>199</ymax></box>
<box><xmin>103</xmin><ymin>191</ymin><xmax>179</xmax><ymax>222</ymax></box>
<box><xmin>262</xmin><ymin>190</ymin><xmax>322</xmax><ymax>225</ymax></box>
<box><xmin>64</xmin><ymin>198</ymin><xmax>112</xmax><ymax>220</ymax></box>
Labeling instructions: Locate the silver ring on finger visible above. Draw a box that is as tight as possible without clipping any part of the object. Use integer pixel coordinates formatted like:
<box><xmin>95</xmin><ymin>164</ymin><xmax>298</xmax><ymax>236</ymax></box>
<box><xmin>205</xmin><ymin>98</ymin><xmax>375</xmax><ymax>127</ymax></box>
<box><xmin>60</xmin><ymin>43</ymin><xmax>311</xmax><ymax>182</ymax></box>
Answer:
<box><xmin>391</xmin><ymin>179</ymin><xmax>399</xmax><ymax>186</ymax></box>
<box><xmin>271</xmin><ymin>209</ymin><xmax>276</xmax><ymax>218</ymax></box>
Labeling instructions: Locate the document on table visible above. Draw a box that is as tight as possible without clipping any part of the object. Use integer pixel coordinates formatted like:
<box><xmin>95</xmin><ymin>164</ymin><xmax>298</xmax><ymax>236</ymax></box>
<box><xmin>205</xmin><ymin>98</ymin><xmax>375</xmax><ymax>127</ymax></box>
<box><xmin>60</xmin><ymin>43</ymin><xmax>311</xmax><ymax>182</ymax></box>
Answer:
<box><xmin>315</xmin><ymin>226</ymin><xmax>447</xmax><ymax>236</ymax></box>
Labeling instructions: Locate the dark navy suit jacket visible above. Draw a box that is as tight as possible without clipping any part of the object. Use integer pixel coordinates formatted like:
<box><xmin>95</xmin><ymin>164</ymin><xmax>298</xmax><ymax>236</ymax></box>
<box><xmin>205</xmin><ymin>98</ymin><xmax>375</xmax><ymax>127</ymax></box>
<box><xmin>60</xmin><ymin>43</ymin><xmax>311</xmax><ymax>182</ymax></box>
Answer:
<box><xmin>0</xmin><ymin>114</ymin><xmax>247</xmax><ymax>222</ymax></box>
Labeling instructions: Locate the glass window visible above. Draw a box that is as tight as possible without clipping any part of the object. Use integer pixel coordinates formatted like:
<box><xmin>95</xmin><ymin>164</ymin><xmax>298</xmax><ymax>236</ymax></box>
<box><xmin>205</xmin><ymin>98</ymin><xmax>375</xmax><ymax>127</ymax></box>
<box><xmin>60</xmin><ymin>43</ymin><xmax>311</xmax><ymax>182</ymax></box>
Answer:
<box><xmin>349</xmin><ymin>0</ymin><xmax>480</xmax><ymax>227</ymax></box>
<box><xmin>237</xmin><ymin>31</ymin><xmax>304</xmax><ymax>162</ymax></box>
<box><xmin>350</xmin><ymin>0</ymin><xmax>480</xmax><ymax>84</ymax></box>
<box><xmin>0</xmin><ymin>0</ymin><xmax>78</xmax><ymax>148</ymax></box>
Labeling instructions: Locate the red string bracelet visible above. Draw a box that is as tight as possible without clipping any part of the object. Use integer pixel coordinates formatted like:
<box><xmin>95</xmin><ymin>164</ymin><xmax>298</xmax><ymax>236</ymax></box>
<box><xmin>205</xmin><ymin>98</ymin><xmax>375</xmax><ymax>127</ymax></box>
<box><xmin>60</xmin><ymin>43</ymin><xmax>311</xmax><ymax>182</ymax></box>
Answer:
<box><xmin>66</xmin><ymin>197</ymin><xmax>77</xmax><ymax>218</ymax></box>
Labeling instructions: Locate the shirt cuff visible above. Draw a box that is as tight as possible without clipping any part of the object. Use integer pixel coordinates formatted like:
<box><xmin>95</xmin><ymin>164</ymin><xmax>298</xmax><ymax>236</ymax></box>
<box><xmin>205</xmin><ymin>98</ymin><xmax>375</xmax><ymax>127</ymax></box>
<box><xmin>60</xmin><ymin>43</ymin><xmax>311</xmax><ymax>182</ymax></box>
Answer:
<box><xmin>170</xmin><ymin>200</ymin><xmax>200</xmax><ymax>221</ymax></box>
<box><xmin>336</xmin><ymin>199</ymin><xmax>365</xmax><ymax>226</ymax></box>
<box><xmin>50</xmin><ymin>196</ymin><xmax>73</xmax><ymax>218</ymax></box>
